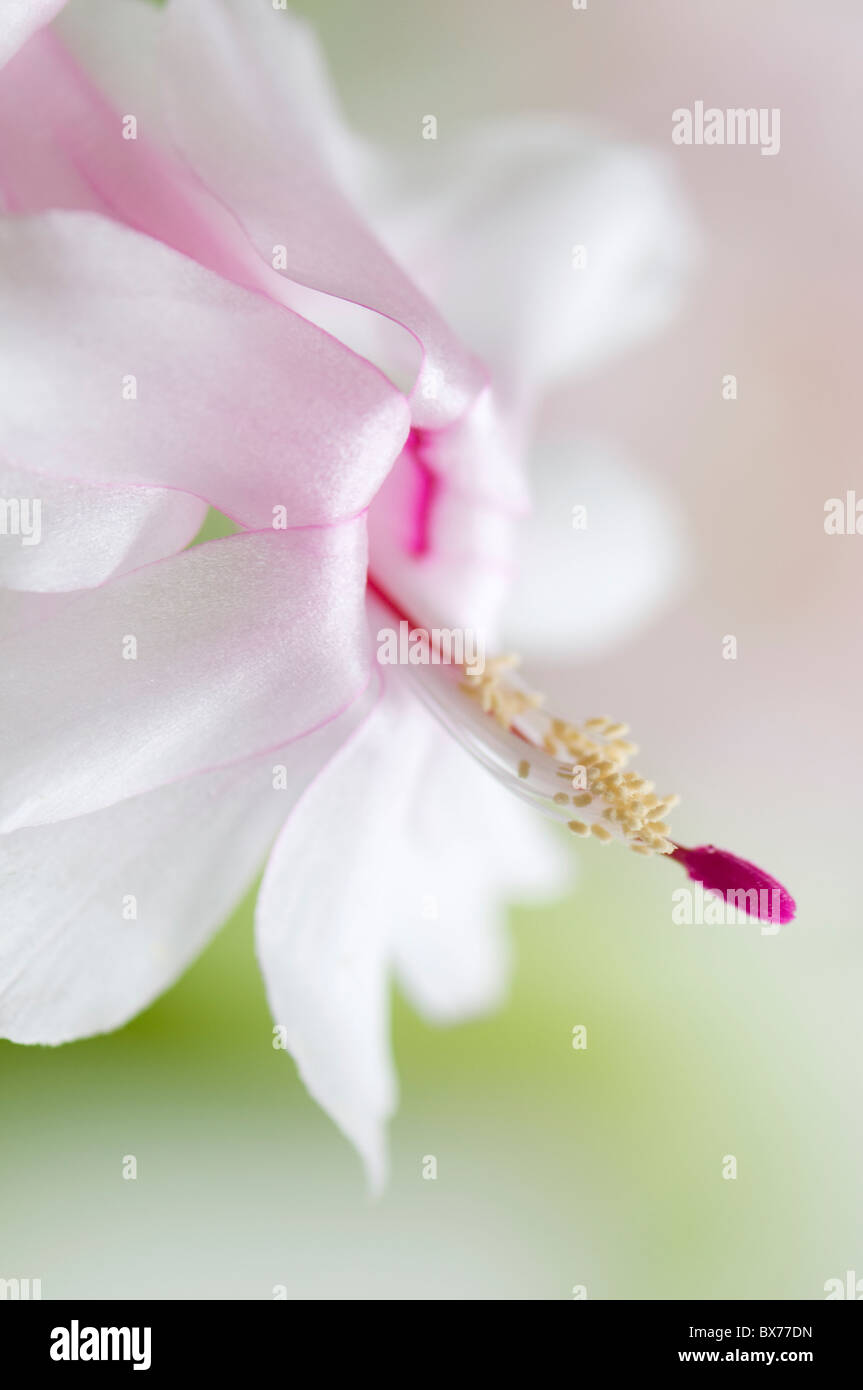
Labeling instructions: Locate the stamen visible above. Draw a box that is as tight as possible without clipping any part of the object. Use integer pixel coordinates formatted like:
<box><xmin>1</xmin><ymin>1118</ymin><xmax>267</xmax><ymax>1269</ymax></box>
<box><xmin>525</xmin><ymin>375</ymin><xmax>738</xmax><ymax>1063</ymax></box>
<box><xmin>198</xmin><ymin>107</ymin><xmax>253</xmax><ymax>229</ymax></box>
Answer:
<box><xmin>366</xmin><ymin>577</ymin><xmax>795</xmax><ymax>927</ymax></box>
<box><xmin>404</xmin><ymin>647</ymin><xmax>682</xmax><ymax>854</ymax></box>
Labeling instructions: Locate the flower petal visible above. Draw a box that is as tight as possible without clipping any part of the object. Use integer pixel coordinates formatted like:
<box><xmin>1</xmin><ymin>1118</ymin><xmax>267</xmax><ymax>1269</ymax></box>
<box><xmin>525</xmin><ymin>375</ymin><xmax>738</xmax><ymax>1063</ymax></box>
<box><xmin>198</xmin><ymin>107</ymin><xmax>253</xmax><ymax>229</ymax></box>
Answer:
<box><xmin>51</xmin><ymin>0</ymin><xmax>484</xmax><ymax>426</ymax></box>
<box><xmin>255</xmin><ymin>687</ymin><xmax>423</xmax><ymax>1192</ymax></box>
<box><xmin>367</xmin><ymin>441</ymin><xmax>517</xmax><ymax>641</ymax></box>
<box><xmin>390</xmin><ymin>707</ymin><xmax>572</xmax><ymax>1023</ymax></box>
<box><xmin>0</xmin><ymin>212</ymin><xmax>409</xmax><ymax>529</ymax></box>
<box><xmin>501</xmin><ymin>433</ymin><xmax>688</xmax><ymax>660</ymax></box>
<box><xmin>364</xmin><ymin>117</ymin><xmax>695</xmax><ymax>398</ymax></box>
<box><xmin>0</xmin><ymin>688</ymin><xmax>374</xmax><ymax>1044</ymax></box>
<box><xmin>255</xmin><ymin>676</ymin><xmax>570</xmax><ymax>1188</ymax></box>
<box><xmin>0</xmin><ymin>587</ymin><xmax>69</xmax><ymax>640</ymax></box>
<box><xmin>0</xmin><ymin>463</ymin><xmax>205</xmax><ymax>592</ymax></box>
<box><xmin>0</xmin><ymin>525</ymin><xmax>370</xmax><ymax>832</ymax></box>
<box><xmin>367</xmin><ymin>392</ymin><xmax>530</xmax><ymax>638</ymax></box>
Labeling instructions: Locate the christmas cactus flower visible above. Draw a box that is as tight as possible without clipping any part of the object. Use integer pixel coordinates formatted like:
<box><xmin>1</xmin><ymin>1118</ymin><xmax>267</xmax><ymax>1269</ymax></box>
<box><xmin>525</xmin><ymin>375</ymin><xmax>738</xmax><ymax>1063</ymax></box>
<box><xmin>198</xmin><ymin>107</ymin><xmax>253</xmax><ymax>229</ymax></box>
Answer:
<box><xmin>0</xmin><ymin>0</ymin><xmax>792</xmax><ymax>1188</ymax></box>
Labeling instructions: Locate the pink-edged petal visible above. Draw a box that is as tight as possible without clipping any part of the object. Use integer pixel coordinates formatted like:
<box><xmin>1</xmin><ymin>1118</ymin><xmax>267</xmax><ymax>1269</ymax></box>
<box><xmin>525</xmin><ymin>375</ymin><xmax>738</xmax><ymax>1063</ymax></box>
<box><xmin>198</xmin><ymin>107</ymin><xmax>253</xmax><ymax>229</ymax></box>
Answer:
<box><xmin>0</xmin><ymin>25</ymin><xmax>414</xmax><ymax>404</ymax></box>
<box><xmin>364</xmin><ymin>117</ymin><xmax>694</xmax><ymax>399</ymax></box>
<box><xmin>0</xmin><ymin>24</ymin><xmax>276</xmax><ymax>290</ymax></box>
<box><xmin>0</xmin><ymin>524</ymin><xmax>370</xmax><ymax>833</ymax></box>
<box><xmin>0</xmin><ymin>686</ymin><xmax>374</xmax><ymax>1044</ymax></box>
<box><xmin>0</xmin><ymin>212</ymin><xmax>409</xmax><ymax>528</ymax></box>
<box><xmin>0</xmin><ymin>0</ymin><xmax>65</xmax><ymax>68</ymax></box>
<box><xmin>0</xmin><ymin>462</ymin><xmax>205</xmax><ymax>592</ymax></box>
<box><xmin>51</xmin><ymin>0</ymin><xmax>484</xmax><ymax>427</ymax></box>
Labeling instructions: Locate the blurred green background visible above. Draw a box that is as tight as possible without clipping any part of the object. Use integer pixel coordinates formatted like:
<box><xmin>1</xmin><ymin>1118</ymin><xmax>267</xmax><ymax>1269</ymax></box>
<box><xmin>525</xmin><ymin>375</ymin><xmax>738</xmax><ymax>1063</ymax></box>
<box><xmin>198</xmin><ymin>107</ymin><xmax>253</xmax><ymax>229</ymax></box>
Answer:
<box><xmin>1</xmin><ymin>832</ymin><xmax>855</xmax><ymax>1299</ymax></box>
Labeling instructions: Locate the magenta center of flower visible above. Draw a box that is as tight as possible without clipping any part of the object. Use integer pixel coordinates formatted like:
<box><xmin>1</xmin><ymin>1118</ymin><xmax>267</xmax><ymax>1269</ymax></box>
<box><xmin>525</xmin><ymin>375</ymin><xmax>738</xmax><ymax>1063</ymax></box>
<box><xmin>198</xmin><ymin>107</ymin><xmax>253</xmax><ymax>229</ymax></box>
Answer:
<box><xmin>405</xmin><ymin>432</ymin><xmax>440</xmax><ymax>558</ymax></box>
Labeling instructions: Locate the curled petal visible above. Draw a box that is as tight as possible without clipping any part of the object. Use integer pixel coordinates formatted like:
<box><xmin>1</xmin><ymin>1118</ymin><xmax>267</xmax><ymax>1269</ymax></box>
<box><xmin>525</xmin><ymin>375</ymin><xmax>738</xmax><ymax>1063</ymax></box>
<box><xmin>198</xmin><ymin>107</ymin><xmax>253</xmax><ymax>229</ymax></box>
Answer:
<box><xmin>0</xmin><ymin>212</ymin><xmax>409</xmax><ymax>529</ymax></box>
<box><xmin>46</xmin><ymin>0</ymin><xmax>485</xmax><ymax>427</ymax></box>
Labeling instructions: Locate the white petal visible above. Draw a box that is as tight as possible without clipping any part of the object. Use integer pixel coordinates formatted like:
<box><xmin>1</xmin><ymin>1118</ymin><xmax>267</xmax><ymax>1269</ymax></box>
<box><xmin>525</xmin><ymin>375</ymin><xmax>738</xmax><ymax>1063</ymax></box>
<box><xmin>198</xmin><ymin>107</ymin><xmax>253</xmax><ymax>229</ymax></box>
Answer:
<box><xmin>0</xmin><ymin>525</ymin><xmax>370</xmax><ymax>832</ymax></box>
<box><xmin>502</xmin><ymin>434</ymin><xmax>689</xmax><ymax>660</ymax></box>
<box><xmin>256</xmin><ymin>677</ymin><xmax>570</xmax><ymax>1188</ymax></box>
<box><xmin>255</xmin><ymin>690</ymin><xmax>415</xmax><ymax>1193</ymax></box>
<box><xmin>391</xmin><ymin>709</ymin><xmax>572</xmax><ymax>1023</ymax></box>
<box><xmin>0</xmin><ymin>689</ymin><xmax>373</xmax><ymax>1044</ymax></box>
<box><xmin>363</xmin><ymin>117</ymin><xmax>695</xmax><ymax>397</ymax></box>
<box><xmin>0</xmin><ymin>587</ymin><xmax>70</xmax><ymax>639</ymax></box>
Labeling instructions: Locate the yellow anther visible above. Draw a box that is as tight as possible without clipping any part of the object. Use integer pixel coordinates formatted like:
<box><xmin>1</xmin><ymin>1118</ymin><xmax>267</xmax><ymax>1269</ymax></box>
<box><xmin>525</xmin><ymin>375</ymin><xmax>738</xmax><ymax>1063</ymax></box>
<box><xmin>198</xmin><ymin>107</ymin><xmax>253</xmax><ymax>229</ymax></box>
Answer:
<box><xmin>567</xmin><ymin>820</ymin><xmax>590</xmax><ymax>836</ymax></box>
<box><xmin>459</xmin><ymin>649</ymin><xmax>679</xmax><ymax>858</ymax></box>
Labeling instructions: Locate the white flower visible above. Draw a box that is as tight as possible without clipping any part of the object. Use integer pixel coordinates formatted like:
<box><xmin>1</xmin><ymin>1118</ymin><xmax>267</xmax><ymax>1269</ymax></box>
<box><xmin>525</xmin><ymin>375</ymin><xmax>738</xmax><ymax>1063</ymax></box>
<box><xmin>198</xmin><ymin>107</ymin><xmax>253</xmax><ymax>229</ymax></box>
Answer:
<box><xmin>0</xmin><ymin>0</ymin><xmax>715</xmax><ymax>1190</ymax></box>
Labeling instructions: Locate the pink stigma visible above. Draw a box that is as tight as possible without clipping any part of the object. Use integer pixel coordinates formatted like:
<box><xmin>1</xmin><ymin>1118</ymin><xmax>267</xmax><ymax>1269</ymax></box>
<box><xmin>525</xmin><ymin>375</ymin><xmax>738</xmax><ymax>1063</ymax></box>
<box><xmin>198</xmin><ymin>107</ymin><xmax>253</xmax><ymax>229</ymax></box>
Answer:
<box><xmin>671</xmin><ymin>844</ymin><xmax>796</xmax><ymax>924</ymax></box>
